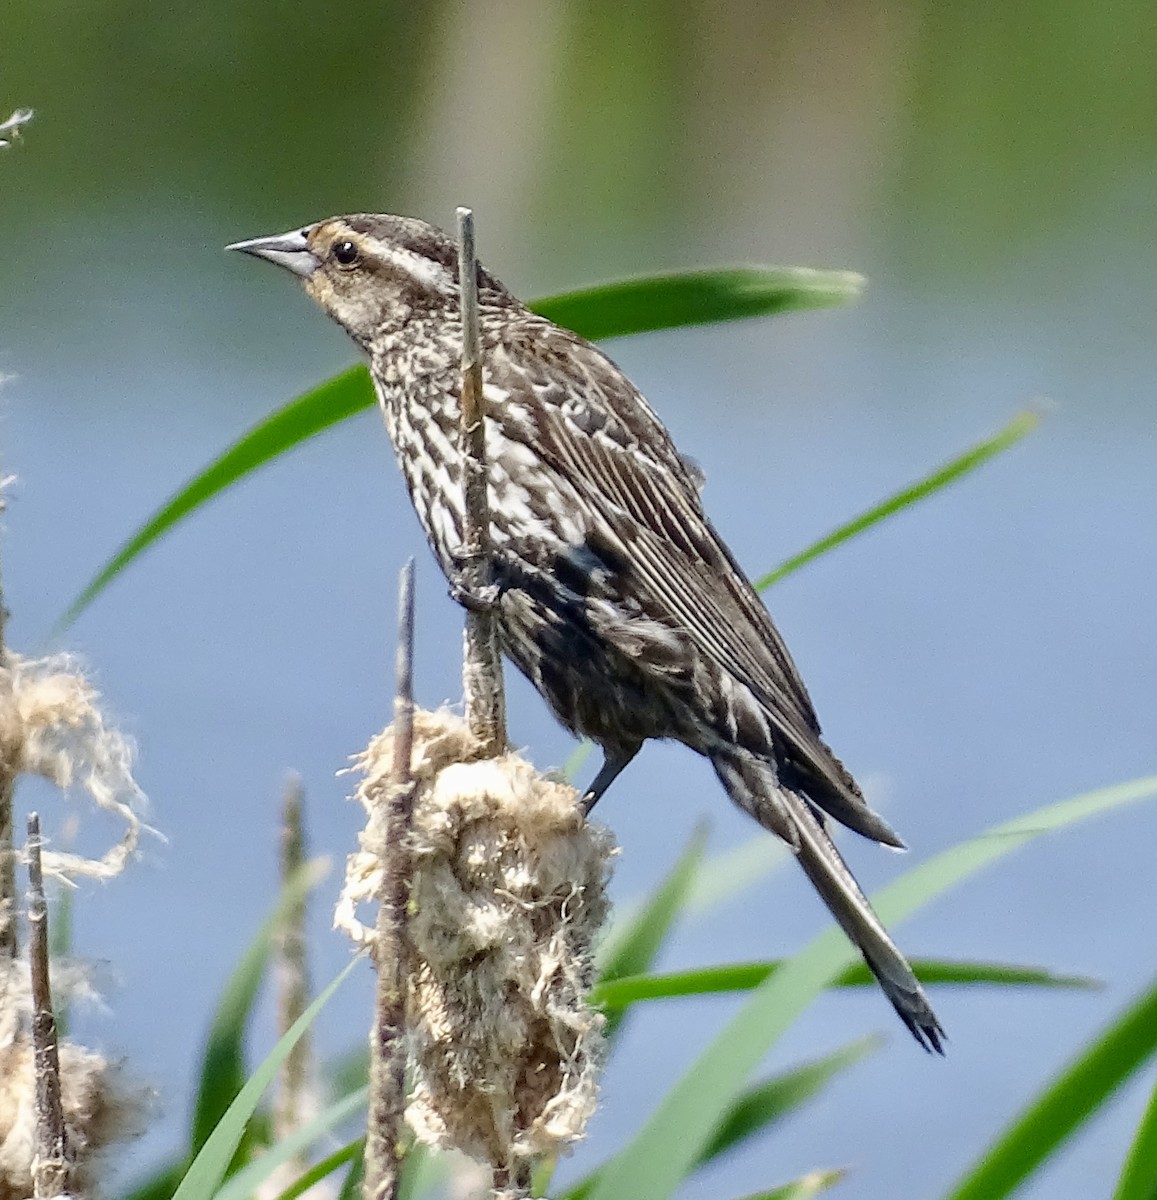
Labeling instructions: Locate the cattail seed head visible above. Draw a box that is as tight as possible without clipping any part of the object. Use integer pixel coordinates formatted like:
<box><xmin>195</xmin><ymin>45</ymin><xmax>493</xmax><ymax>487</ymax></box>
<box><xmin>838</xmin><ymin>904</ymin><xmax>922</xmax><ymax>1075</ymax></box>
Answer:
<box><xmin>338</xmin><ymin>709</ymin><xmax>614</xmax><ymax>1170</ymax></box>
<box><xmin>0</xmin><ymin>962</ymin><xmax>147</xmax><ymax>1200</ymax></box>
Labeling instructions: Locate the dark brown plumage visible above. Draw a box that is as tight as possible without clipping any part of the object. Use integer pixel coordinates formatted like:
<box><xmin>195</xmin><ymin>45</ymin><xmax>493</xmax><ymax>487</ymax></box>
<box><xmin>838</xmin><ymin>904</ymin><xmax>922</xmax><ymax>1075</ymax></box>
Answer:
<box><xmin>229</xmin><ymin>213</ymin><xmax>944</xmax><ymax>1052</ymax></box>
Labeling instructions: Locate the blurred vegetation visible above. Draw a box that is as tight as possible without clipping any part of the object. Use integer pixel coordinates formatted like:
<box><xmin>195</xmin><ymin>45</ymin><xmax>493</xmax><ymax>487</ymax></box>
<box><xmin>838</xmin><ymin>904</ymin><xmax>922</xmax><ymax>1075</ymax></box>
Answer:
<box><xmin>5</xmin><ymin>2</ymin><xmax>1157</xmax><ymax>1196</ymax></box>
<box><xmin>4</xmin><ymin>1</ymin><xmax>438</xmax><ymax>219</ymax></box>
<box><xmin>8</xmin><ymin>0</ymin><xmax>1157</xmax><ymax>281</ymax></box>
<box><xmin>892</xmin><ymin>0</ymin><xmax>1157</xmax><ymax>271</ymax></box>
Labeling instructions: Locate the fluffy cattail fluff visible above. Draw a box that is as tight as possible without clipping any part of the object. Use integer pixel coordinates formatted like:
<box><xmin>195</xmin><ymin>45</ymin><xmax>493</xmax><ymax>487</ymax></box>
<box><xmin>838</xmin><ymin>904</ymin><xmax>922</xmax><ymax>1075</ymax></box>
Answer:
<box><xmin>337</xmin><ymin>709</ymin><xmax>615</xmax><ymax>1171</ymax></box>
<box><xmin>0</xmin><ymin>961</ymin><xmax>146</xmax><ymax>1199</ymax></box>
<box><xmin>0</xmin><ymin>648</ymin><xmax>151</xmax><ymax>1195</ymax></box>
<box><xmin>0</xmin><ymin>651</ymin><xmax>148</xmax><ymax>884</ymax></box>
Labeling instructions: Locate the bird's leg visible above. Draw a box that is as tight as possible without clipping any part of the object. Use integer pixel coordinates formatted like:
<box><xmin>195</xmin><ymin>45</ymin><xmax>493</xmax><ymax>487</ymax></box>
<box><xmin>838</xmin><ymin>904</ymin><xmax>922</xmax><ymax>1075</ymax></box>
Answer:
<box><xmin>580</xmin><ymin>744</ymin><xmax>641</xmax><ymax>815</ymax></box>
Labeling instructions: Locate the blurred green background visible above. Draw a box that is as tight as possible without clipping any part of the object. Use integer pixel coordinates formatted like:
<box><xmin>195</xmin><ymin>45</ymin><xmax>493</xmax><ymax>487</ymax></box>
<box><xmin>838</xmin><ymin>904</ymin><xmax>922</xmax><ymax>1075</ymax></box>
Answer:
<box><xmin>3</xmin><ymin>2</ymin><xmax>1156</xmax><ymax>1197</ymax></box>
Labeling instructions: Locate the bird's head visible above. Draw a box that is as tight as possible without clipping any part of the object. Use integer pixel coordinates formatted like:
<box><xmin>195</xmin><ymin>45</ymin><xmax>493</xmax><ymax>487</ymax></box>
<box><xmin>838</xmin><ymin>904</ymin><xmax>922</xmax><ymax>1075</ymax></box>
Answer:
<box><xmin>228</xmin><ymin>213</ymin><xmax>513</xmax><ymax>347</ymax></box>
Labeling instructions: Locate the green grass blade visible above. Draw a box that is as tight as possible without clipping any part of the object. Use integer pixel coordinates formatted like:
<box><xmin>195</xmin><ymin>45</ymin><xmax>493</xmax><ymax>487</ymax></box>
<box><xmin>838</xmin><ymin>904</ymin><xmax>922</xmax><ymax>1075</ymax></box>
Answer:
<box><xmin>270</xmin><ymin>1138</ymin><xmax>364</xmax><ymax>1200</ymax></box>
<box><xmin>533</xmin><ymin>267</ymin><xmax>863</xmax><ymax>343</ymax></box>
<box><xmin>539</xmin><ymin>826</ymin><xmax>704</xmax><ymax>1189</ymax></box>
<box><xmin>943</xmin><ymin>977</ymin><xmax>1157</xmax><ymax>1200</ymax></box>
<box><xmin>755</xmin><ymin>409</ymin><xmax>1040</xmax><ymax>591</ymax></box>
<box><xmin>326</xmin><ymin>1045</ymin><xmax>370</xmax><ymax>1098</ymax></box>
<box><xmin>561</xmin><ymin>1040</ymin><xmax>871</xmax><ymax>1200</ymax></box>
<box><xmin>684</xmin><ymin>836</ymin><xmax>789</xmax><ymax>916</ymax></box>
<box><xmin>173</xmin><ymin>955</ymin><xmax>361</xmax><ymax>1200</ymax></box>
<box><xmin>602</xmin><ymin>835</ymin><xmax>788</xmax><ymax>964</ymax></box>
<box><xmin>561</xmin><ymin>739</ymin><xmax>595</xmax><ymax>785</ymax></box>
<box><xmin>1113</xmin><ymin>1073</ymin><xmax>1157</xmax><ymax>1200</ymax></box>
<box><xmin>834</xmin><ymin>958</ymin><xmax>1099</xmax><ymax>991</ymax></box>
<box><xmin>48</xmin><ymin>880</ymin><xmax>73</xmax><ymax>959</ymax></box>
<box><xmin>121</xmin><ymin>1161</ymin><xmax>186</xmax><ymax>1200</ymax></box>
<box><xmin>56</xmin><ymin>366</ymin><xmax>374</xmax><ymax>632</ymax></box>
<box><xmin>191</xmin><ymin>860</ymin><xmax>329</xmax><ymax>1156</ymax></box>
<box><xmin>49</xmin><ymin>882</ymin><xmax>75</xmax><ymax>1035</ymax></box>
<box><xmin>211</xmin><ymin>1086</ymin><xmax>368</xmax><ymax>1200</ymax></box>
<box><xmin>59</xmin><ymin>267</ymin><xmax>861</xmax><ymax>629</ymax></box>
<box><xmin>584</xmin><ymin>774</ymin><xmax>1157</xmax><ymax>1200</ymax></box>
<box><xmin>750</xmin><ymin>1172</ymin><xmax>848</xmax><ymax>1200</ymax></box>
<box><xmin>397</xmin><ymin>1142</ymin><xmax>439</xmax><ymax>1200</ymax></box>
<box><xmin>337</xmin><ymin>1150</ymin><xmax>366</xmax><ymax>1200</ymax></box>
<box><xmin>569</xmin><ymin>1167</ymin><xmax>847</xmax><ymax>1200</ymax></box>
<box><xmin>591</xmin><ymin>958</ymin><xmax>1099</xmax><ymax>1010</ymax></box>
<box><xmin>595</xmin><ymin>823</ymin><xmax>707</xmax><ymax>992</ymax></box>
<box><xmin>700</xmin><ymin>1036</ymin><xmax>880</xmax><ymax>1165</ymax></box>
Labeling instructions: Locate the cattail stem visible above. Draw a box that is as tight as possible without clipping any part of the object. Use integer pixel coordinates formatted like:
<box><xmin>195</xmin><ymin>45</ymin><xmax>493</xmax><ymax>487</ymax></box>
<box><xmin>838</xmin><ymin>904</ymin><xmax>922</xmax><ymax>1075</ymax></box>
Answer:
<box><xmin>493</xmin><ymin>1160</ymin><xmax>533</xmax><ymax>1199</ymax></box>
<box><xmin>456</xmin><ymin>207</ymin><xmax>507</xmax><ymax>757</ymax></box>
<box><xmin>0</xmin><ymin>761</ymin><xmax>14</xmax><ymax>963</ymax></box>
<box><xmin>364</xmin><ymin>560</ymin><xmax>417</xmax><ymax>1200</ymax></box>
<box><xmin>0</xmin><ymin>493</ymin><xmax>15</xmax><ymax>963</ymax></box>
<box><xmin>273</xmin><ymin>773</ymin><xmax>311</xmax><ymax>1155</ymax></box>
<box><xmin>26</xmin><ymin>812</ymin><xmax>71</xmax><ymax>1198</ymax></box>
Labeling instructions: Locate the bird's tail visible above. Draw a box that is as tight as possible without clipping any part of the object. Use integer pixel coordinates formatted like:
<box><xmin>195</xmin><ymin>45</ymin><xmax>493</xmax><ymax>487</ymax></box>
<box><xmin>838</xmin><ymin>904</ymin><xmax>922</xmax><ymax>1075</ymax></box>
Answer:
<box><xmin>711</xmin><ymin>751</ymin><xmax>944</xmax><ymax>1053</ymax></box>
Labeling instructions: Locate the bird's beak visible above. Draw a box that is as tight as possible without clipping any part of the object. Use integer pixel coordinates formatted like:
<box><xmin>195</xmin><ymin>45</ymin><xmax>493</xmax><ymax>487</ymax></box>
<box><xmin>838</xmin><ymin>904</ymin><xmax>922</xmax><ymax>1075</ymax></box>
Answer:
<box><xmin>226</xmin><ymin>228</ymin><xmax>319</xmax><ymax>278</ymax></box>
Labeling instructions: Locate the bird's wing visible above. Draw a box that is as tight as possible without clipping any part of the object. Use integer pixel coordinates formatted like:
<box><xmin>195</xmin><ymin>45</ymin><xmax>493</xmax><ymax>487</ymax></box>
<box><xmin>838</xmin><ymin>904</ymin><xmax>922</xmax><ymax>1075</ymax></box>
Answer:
<box><xmin>489</xmin><ymin>321</ymin><xmax>869</xmax><ymax>813</ymax></box>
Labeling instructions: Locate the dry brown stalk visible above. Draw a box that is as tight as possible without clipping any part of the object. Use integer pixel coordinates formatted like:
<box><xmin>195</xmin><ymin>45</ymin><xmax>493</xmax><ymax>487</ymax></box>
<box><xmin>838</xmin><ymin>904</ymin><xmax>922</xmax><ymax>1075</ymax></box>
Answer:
<box><xmin>267</xmin><ymin>772</ymin><xmax>313</xmax><ymax>1191</ymax></box>
<box><xmin>25</xmin><ymin>813</ymin><xmax>70</xmax><ymax>1198</ymax></box>
<box><xmin>455</xmin><ymin>207</ymin><xmax>507</xmax><ymax>757</ymax></box>
<box><xmin>364</xmin><ymin>560</ymin><xmax>417</xmax><ymax>1200</ymax></box>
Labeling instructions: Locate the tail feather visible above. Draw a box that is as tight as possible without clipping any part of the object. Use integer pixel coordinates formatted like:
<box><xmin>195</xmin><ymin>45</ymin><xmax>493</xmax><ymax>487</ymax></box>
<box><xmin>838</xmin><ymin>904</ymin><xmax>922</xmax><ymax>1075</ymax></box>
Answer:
<box><xmin>791</xmin><ymin>794</ymin><xmax>944</xmax><ymax>1052</ymax></box>
<box><xmin>786</xmin><ymin>747</ymin><xmax>907</xmax><ymax>850</ymax></box>
<box><xmin>711</xmin><ymin>750</ymin><xmax>944</xmax><ymax>1052</ymax></box>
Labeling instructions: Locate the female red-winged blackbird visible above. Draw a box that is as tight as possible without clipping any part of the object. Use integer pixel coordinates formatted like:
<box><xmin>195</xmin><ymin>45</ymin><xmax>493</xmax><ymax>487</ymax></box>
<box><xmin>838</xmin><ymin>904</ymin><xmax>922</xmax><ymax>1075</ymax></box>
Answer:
<box><xmin>230</xmin><ymin>214</ymin><xmax>944</xmax><ymax>1052</ymax></box>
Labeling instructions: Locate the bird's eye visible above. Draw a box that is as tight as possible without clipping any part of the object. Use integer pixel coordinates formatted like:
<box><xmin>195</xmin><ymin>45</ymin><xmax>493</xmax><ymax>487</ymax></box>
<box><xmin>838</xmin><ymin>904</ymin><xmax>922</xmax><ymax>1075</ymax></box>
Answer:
<box><xmin>332</xmin><ymin>240</ymin><xmax>359</xmax><ymax>266</ymax></box>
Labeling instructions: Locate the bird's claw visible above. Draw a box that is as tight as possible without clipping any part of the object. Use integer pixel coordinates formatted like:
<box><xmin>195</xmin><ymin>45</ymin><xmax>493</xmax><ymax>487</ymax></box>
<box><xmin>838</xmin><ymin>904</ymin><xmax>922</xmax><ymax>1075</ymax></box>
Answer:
<box><xmin>448</xmin><ymin>546</ymin><xmax>510</xmax><ymax>613</ymax></box>
<box><xmin>449</xmin><ymin>578</ymin><xmax>502</xmax><ymax>613</ymax></box>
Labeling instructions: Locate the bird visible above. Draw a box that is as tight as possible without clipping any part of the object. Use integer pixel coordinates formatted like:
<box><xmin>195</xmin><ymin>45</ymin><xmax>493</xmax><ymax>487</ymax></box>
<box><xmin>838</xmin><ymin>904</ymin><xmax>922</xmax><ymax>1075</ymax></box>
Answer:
<box><xmin>228</xmin><ymin>213</ymin><xmax>944</xmax><ymax>1052</ymax></box>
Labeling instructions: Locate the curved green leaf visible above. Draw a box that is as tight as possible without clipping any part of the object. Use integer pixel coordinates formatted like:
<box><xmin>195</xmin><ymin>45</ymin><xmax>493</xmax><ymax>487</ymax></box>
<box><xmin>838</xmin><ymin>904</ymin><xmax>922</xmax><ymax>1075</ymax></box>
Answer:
<box><xmin>326</xmin><ymin>1044</ymin><xmax>371</xmax><ymax>1099</ymax></box>
<box><xmin>1114</xmin><ymin>1072</ymin><xmax>1157</xmax><ymax>1200</ymax></box>
<box><xmin>539</xmin><ymin>827</ymin><xmax>710</xmax><ymax>1200</ymax></box>
<box><xmin>562</xmin><ymin>1039</ymin><xmax>874</xmax><ymax>1200</ymax></box>
<box><xmin>337</xmin><ymin>1150</ymin><xmax>366</xmax><ymax>1200</ymax></box>
<box><xmin>173</xmin><ymin>955</ymin><xmax>361</xmax><ymax>1200</ymax></box>
<box><xmin>59</xmin><ymin>266</ymin><xmax>862</xmax><ymax>629</ymax></box>
<box><xmin>192</xmin><ymin>860</ymin><xmax>329</xmax><ymax>1156</ymax></box>
<box><xmin>685</xmin><ymin>835</ymin><xmax>790</xmax><ymax>916</ymax></box>
<box><xmin>562</xmin><ymin>739</ymin><xmax>594</xmax><ymax>785</ymax></box>
<box><xmin>253</xmin><ymin>1136</ymin><xmax>432</xmax><ymax>1200</ymax></box>
<box><xmin>701</xmin><ymin>1036</ymin><xmax>880</xmax><ymax>1166</ymax></box>
<box><xmin>270</xmin><ymin>1139</ymin><xmax>364</xmax><ymax>1200</ymax></box>
<box><xmin>121</xmin><ymin>1161</ymin><xmax>186</xmax><ymax>1200</ymax></box>
<box><xmin>595</xmin><ymin>830</ymin><xmax>787</xmax><ymax>955</ymax></box>
<box><xmin>752</xmin><ymin>1173</ymin><xmax>847</xmax><ymax>1200</ymax></box>
<box><xmin>57</xmin><ymin>367</ymin><xmax>373</xmax><ymax>631</ymax></box>
<box><xmin>591</xmin><ymin>958</ymin><xmax>1099</xmax><ymax>1011</ymax></box>
<box><xmin>399</xmin><ymin>1143</ymin><xmax>446</xmax><ymax>1200</ymax></box>
<box><xmin>584</xmin><ymin>773</ymin><xmax>1157</xmax><ymax>1200</ymax></box>
<box><xmin>534</xmin><ymin>266</ymin><xmax>863</xmax><ymax>343</ymax></box>
<box><xmin>212</xmin><ymin>1086</ymin><xmax>367</xmax><ymax>1200</ymax></box>
<box><xmin>595</xmin><ymin>823</ymin><xmax>707</xmax><ymax>982</ymax></box>
<box><xmin>596</xmin><ymin>824</ymin><xmax>708</xmax><ymax>1036</ymax></box>
<box><xmin>944</xmin><ymin>976</ymin><xmax>1157</xmax><ymax>1200</ymax></box>
<box><xmin>756</xmin><ymin>409</ymin><xmax>1040</xmax><ymax>591</ymax></box>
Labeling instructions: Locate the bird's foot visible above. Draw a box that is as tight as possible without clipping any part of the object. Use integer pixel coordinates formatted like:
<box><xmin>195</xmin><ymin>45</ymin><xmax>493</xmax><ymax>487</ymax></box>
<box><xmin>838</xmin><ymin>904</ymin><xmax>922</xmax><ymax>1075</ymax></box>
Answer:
<box><xmin>579</xmin><ymin>744</ymin><xmax>641</xmax><ymax>816</ymax></box>
<box><xmin>449</xmin><ymin>578</ymin><xmax>502</xmax><ymax>613</ymax></box>
<box><xmin>447</xmin><ymin>549</ymin><xmax>505</xmax><ymax>613</ymax></box>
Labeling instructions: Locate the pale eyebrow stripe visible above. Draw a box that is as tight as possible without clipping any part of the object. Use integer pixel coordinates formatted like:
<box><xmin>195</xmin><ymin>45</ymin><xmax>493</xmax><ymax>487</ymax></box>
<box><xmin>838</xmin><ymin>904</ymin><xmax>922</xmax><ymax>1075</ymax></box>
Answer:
<box><xmin>359</xmin><ymin>237</ymin><xmax>456</xmax><ymax>295</ymax></box>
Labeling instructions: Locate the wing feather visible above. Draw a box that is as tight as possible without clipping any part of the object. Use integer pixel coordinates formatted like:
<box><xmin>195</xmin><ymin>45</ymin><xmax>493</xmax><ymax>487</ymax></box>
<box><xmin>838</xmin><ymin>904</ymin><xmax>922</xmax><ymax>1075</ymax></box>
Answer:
<box><xmin>489</xmin><ymin>321</ymin><xmax>879</xmax><ymax>821</ymax></box>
